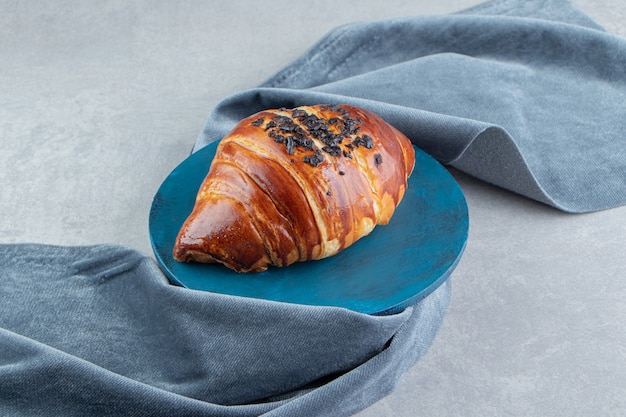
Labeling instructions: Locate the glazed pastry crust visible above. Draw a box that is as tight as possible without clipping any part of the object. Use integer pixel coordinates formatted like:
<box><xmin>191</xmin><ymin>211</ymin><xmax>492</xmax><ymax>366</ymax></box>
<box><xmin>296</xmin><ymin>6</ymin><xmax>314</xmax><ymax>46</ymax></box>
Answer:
<box><xmin>173</xmin><ymin>104</ymin><xmax>415</xmax><ymax>272</ymax></box>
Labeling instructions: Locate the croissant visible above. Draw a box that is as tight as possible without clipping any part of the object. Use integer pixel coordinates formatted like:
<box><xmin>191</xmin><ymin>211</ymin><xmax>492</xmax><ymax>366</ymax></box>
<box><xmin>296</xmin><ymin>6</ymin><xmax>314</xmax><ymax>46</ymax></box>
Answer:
<box><xmin>173</xmin><ymin>104</ymin><xmax>415</xmax><ymax>272</ymax></box>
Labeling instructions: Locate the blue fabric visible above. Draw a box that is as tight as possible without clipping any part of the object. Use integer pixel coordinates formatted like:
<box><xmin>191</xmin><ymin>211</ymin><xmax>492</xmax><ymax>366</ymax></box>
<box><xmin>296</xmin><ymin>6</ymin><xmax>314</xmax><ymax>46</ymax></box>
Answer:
<box><xmin>2</xmin><ymin>1</ymin><xmax>626</xmax><ymax>416</ymax></box>
<box><xmin>0</xmin><ymin>245</ymin><xmax>450</xmax><ymax>416</ymax></box>
<box><xmin>196</xmin><ymin>0</ymin><xmax>626</xmax><ymax>213</ymax></box>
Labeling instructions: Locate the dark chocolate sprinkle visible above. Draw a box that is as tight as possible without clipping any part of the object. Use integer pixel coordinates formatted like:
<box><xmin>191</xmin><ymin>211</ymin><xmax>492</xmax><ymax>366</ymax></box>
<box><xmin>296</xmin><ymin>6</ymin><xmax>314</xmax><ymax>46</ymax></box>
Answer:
<box><xmin>274</xmin><ymin>115</ymin><xmax>292</xmax><ymax>123</ymax></box>
<box><xmin>292</xmin><ymin>109</ymin><xmax>308</xmax><ymax>119</ymax></box>
<box><xmin>352</xmin><ymin>134</ymin><xmax>374</xmax><ymax>149</ymax></box>
<box><xmin>374</xmin><ymin>153</ymin><xmax>383</xmax><ymax>165</ymax></box>
<box><xmin>293</xmin><ymin>125</ymin><xmax>306</xmax><ymax>136</ymax></box>
<box><xmin>362</xmin><ymin>134</ymin><xmax>374</xmax><ymax>149</ymax></box>
<box><xmin>286</xmin><ymin>136</ymin><xmax>295</xmax><ymax>155</ymax></box>
<box><xmin>303</xmin><ymin>150</ymin><xmax>324</xmax><ymax>167</ymax></box>
<box><xmin>262</xmin><ymin>105</ymin><xmax>377</xmax><ymax>168</ymax></box>
<box><xmin>278</xmin><ymin>123</ymin><xmax>295</xmax><ymax>132</ymax></box>
<box><xmin>321</xmin><ymin>145</ymin><xmax>342</xmax><ymax>156</ymax></box>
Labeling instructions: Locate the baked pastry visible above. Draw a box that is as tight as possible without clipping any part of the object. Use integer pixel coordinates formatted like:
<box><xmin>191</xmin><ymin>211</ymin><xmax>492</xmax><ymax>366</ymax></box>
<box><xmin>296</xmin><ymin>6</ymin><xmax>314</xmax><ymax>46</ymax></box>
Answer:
<box><xmin>173</xmin><ymin>104</ymin><xmax>415</xmax><ymax>272</ymax></box>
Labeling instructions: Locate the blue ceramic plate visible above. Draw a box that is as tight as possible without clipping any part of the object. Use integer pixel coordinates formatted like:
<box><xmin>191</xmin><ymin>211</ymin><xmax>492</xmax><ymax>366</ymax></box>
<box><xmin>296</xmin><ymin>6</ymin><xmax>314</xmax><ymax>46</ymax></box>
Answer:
<box><xmin>149</xmin><ymin>141</ymin><xmax>468</xmax><ymax>315</ymax></box>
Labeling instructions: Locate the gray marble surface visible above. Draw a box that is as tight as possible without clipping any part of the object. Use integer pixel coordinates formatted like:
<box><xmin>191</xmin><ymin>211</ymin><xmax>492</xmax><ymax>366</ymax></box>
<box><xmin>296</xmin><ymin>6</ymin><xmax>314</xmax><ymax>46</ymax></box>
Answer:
<box><xmin>1</xmin><ymin>1</ymin><xmax>624</xmax><ymax>416</ymax></box>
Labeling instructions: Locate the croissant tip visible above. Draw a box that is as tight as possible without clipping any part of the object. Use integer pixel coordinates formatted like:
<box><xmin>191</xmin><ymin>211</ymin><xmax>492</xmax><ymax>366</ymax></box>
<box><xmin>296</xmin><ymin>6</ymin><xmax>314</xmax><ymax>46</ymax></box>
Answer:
<box><xmin>173</xmin><ymin>231</ymin><xmax>273</xmax><ymax>273</ymax></box>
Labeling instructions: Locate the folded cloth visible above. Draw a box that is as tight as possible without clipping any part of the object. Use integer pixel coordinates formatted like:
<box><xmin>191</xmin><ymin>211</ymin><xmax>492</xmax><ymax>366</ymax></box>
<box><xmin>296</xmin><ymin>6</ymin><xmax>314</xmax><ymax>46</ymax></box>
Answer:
<box><xmin>3</xmin><ymin>1</ymin><xmax>625</xmax><ymax>416</ymax></box>
<box><xmin>0</xmin><ymin>244</ymin><xmax>450</xmax><ymax>416</ymax></box>
<box><xmin>196</xmin><ymin>0</ymin><xmax>626</xmax><ymax>214</ymax></box>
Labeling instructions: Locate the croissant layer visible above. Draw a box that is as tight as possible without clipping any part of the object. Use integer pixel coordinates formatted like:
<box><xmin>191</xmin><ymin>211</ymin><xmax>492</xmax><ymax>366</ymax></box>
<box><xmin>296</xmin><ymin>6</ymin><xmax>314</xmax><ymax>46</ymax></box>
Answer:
<box><xmin>173</xmin><ymin>104</ymin><xmax>415</xmax><ymax>272</ymax></box>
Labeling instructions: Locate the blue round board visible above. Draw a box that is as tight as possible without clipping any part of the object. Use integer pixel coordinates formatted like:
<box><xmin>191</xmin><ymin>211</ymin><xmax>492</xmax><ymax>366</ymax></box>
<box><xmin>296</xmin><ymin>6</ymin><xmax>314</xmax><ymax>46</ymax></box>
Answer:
<box><xmin>149</xmin><ymin>141</ymin><xmax>468</xmax><ymax>315</ymax></box>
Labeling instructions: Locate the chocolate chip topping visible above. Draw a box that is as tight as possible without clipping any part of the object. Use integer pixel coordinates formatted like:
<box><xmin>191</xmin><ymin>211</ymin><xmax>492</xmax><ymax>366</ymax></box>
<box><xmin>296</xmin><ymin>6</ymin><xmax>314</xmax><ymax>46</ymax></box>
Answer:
<box><xmin>251</xmin><ymin>117</ymin><xmax>264</xmax><ymax>127</ymax></box>
<box><xmin>250</xmin><ymin>105</ymin><xmax>379</xmax><ymax>167</ymax></box>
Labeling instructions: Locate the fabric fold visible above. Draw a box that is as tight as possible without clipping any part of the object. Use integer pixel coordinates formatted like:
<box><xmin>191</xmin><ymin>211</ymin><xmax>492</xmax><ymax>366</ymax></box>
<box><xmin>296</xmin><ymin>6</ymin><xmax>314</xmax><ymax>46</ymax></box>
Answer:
<box><xmin>0</xmin><ymin>243</ymin><xmax>450</xmax><ymax>416</ymax></box>
<box><xmin>195</xmin><ymin>0</ymin><xmax>626</xmax><ymax>213</ymax></box>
